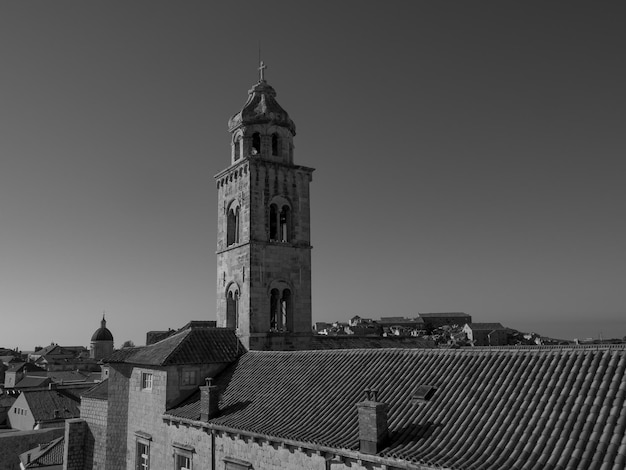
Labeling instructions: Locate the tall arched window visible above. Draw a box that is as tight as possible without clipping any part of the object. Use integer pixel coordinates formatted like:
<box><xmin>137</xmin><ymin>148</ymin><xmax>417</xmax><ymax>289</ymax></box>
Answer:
<box><xmin>270</xmin><ymin>288</ymin><xmax>280</xmax><ymax>330</ymax></box>
<box><xmin>281</xmin><ymin>289</ymin><xmax>292</xmax><ymax>331</ymax></box>
<box><xmin>269</xmin><ymin>204</ymin><xmax>278</xmax><ymax>240</ymax></box>
<box><xmin>279</xmin><ymin>206</ymin><xmax>290</xmax><ymax>242</ymax></box>
<box><xmin>234</xmin><ymin>136</ymin><xmax>241</xmax><ymax>161</ymax></box>
<box><xmin>252</xmin><ymin>132</ymin><xmax>261</xmax><ymax>155</ymax></box>
<box><xmin>269</xmin><ymin>282</ymin><xmax>293</xmax><ymax>332</ymax></box>
<box><xmin>226</xmin><ymin>286</ymin><xmax>239</xmax><ymax>329</ymax></box>
<box><xmin>269</xmin><ymin>199</ymin><xmax>290</xmax><ymax>242</ymax></box>
<box><xmin>271</xmin><ymin>133</ymin><xmax>279</xmax><ymax>156</ymax></box>
<box><xmin>227</xmin><ymin>203</ymin><xmax>240</xmax><ymax>246</ymax></box>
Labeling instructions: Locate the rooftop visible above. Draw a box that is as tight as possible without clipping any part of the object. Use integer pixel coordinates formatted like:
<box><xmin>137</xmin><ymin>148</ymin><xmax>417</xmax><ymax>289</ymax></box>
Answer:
<box><xmin>21</xmin><ymin>389</ymin><xmax>80</xmax><ymax>422</ymax></box>
<box><xmin>106</xmin><ymin>325</ymin><xmax>244</xmax><ymax>366</ymax></box>
<box><xmin>167</xmin><ymin>346</ymin><xmax>626</xmax><ymax>469</ymax></box>
<box><xmin>20</xmin><ymin>436</ymin><xmax>64</xmax><ymax>468</ymax></box>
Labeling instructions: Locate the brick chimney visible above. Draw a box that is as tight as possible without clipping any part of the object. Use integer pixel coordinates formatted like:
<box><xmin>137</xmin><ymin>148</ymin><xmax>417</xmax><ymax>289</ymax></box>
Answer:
<box><xmin>356</xmin><ymin>388</ymin><xmax>389</xmax><ymax>454</ymax></box>
<box><xmin>200</xmin><ymin>377</ymin><xmax>219</xmax><ymax>421</ymax></box>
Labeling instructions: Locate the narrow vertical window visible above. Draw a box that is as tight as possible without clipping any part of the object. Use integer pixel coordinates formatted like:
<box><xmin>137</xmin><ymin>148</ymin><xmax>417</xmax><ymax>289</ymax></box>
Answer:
<box><xmin>141</xmin><ymin>372</ymin><xmax>153</xmax><ymax>391</ymax></box>
<box><xmin>252</xmin><ymin>132</ymin><xmax>261</xmax><ymax>155</ymax></box>
<box><xmin>281</xmin><ymin>289</ymin><xmax>292</xmax><ymax>331</ymax></box>
<box><xmin>269</xmin><ymin>204</ymin><xmax>278</xmax><ymax>240</ymax></box>
<box><xmin>270</xmin><ymin>289</ymin><xmax>280</xmax><ymax>330</ymax></box>
<box><xmin>280</xmin><ymin>206</ymin><xmax>290</xmax><ymax>242</ymax></box>
<box><xmin>136</xmin><ymin>441</ymin><xmax>150</xmax><ymax>470</ymax></box>
<box><xmin>226</xmin><ymin>288</ymin><xmax>238</xmax><ymax>329</ymax></box>
<box><xmin>227</xmin><ymin>205</ymin><xmax>240</xmax><ymax>246</ymax></box>
<box><xmin>271</xmin><ymin>133</ymin><xmax>279</xmax><ymax>156</ymax></box>
<box><xmin>234</xmin><ymin>136</ymin><xmax>241</xmax><ymax>161</ymax></box>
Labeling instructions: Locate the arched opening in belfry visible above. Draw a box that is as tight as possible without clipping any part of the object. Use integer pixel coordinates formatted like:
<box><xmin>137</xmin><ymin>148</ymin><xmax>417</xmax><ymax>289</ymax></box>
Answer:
<box><xmin>269</xmin><ymin>201</ymin><xmax>290</xmax><ymax>242</ymax></box>
<box><xmin>281</xmin><ymin>289</ymin><xmax>292</xmax><ymax>331</ymax></box>
<box><xmin>234</xmin><ymin>136</ymin><xmax>241</xmax><ymax>161</ymax></box>
<box><xmin>226</xmin><ymin>287</ymin><xmax>239</xmax><ymax>329</ymax></box>
<box><xmin>269</xmin><ymin>204</ymin><xmax>278</xmax><ymax>240</ymax></box>
<box><xmin>270</xmin><ymin>288</ymin><xmax>280</xmax><ymax>330</ymax></box>
<box><xmin>280</xmin><ymin>206</ymin><xmax>290</xmax><ymax>242</ymax></box>
<box><xmin>271</xmin><ymin>133</ymin><xmax>279</xmax><ymax>156</ymax></box>
<box><xmin>252</xmin><ymin>132</ymin><xmax>261</xmax><ymax>155</ymax></box>
<box><xmin>227</xmin><ymin>203</ymin><xmax>240</xmax><ymax>246</ymax></box>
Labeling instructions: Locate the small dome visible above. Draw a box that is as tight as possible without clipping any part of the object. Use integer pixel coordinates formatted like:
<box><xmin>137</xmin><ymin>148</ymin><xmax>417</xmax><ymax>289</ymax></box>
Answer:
<box><xmin>228</xmin><ymin>80</ymin><xmax>296</xmax><ymax>135</ymax></box>
<box><xmin>91</xmin><ymin>315</ymin><xmax>114</xmax><ymax>342</ymax></box>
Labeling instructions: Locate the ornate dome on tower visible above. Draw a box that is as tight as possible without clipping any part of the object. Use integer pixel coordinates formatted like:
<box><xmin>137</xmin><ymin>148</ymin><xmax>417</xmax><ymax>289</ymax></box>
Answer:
<box><xmin>228</xmin><ymin>62</ymin><xmax>296</xmax><ymax>135</ymax></box>
<box><xmin>90</xmin><ymin>315</ymin><xmax>114</xmax><ymax>360</ymax></box>
<box><xmin>91</xmin><ymin>315</ymin><xmax>114</xmax><ymax>342</ymax></box>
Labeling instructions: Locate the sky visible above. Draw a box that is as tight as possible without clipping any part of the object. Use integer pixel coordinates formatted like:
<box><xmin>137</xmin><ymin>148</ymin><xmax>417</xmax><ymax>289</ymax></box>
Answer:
<box><xmin>0</xmin><ymin>2</ymin><xmax>624</xmax><ymax>350</ymax></box>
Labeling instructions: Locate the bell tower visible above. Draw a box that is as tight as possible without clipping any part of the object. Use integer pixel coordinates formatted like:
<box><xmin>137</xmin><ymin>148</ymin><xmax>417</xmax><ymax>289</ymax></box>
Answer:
<box><xmin>215</xmin><ymin>63</ymin><xmax>314</xmax><ymax>350</ymax></box>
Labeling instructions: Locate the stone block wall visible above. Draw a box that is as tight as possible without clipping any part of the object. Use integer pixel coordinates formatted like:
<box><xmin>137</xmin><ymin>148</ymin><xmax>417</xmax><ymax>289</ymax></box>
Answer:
<box><xmin>80</xmin><ymin>397</ymin><xmax>108</xmax><ymax>470</ymax></box>
<box><xmin>63</xmin><ymin>418</ymin><xmax>85</xmax><ymax>470</ymax></box>
<box><xmin>105</xmin><ymin>364</ymin><xmax>131</xmax><ymax>470</ymax></box>
<box><xmin>214</xmin><ymin>434</ymin><xmax>379</xmax><ymax>470</ymax></box>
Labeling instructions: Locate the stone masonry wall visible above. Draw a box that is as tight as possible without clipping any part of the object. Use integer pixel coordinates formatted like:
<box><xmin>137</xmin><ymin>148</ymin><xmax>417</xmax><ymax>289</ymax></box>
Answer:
<box><xmin>80</xmin><ymin>397</ymin><xmax>108</xmax><ymax>470</ymax></box>
<box><xmin>214</xmin><ymin>433</ymin><xmax>383</xmax><ymax>470</ymax></box>
<box><xmin>125</xmin><ymin>367</ymin><xmax>168</xmax><ymax>469</ymax></box>
<box><xmin>105</xmin><ymin>364</ymin><xmax>131</xmax><ymax>470</ymax></box>
<box><xmin>63</xmin><ymin>418</ymin><xmax>86</xmax><ymax>470</ymax></box>
<box><xmin>0</xmin><ymin>427</ymin><xmax>64</xmax><ymax>470</ymax></box>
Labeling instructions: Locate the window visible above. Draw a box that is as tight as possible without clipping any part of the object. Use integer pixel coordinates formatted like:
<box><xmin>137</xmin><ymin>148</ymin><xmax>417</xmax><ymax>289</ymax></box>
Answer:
<box><xmin>269</xmin><ymin>201</ymin><xmax>290</xmax><ymax>242</ymax></box>
<box><xmin>226</xmin><ymin>286</ymin><xmax>239</xmax><ymax>329</ymax></box>
<box><xmin>181</xmin><ymin>370</ymin><xmax>197</xmax><ymax>386</ymax></box>
<box><xmin>234</xmin><ymin>136</ymin><xmax>241</xmax><ymax>161</ymax></box>
<box><xmin>175</xmin><ymin>454</ymin><xmax>191</xmax><ymax>470</ymax></box>
<box><xmin>173</xmin><ymin>445</ymin><xmax>194</xmax><ymax>470</ymax></box>
<box><xmin>136</xmin><ymin>441</ymin><xmax>150</xmax><ymax>470</ymax></box>
<box><xmin>226</xmin><ymin>202</ymin><xmax>240</xmax><ymax>246</ymax></box>
<box><xmin>269</xmin><ymin>286</ymin><xmax>292</xmax><ymax>331</ymax></box>
<box><xmin>251</xmin><ymin>132</ymin><xmax>260</xmax><ymax>155</ymax></box>
<box><xmin>141</xmin><ymin>372</ymin><xmax>153</xmax><ymax>390</ymax></box>
<box><xmin>271</xmin><ymin>133</ymin><xmax>279</xmax><ymax>156</ymax></box>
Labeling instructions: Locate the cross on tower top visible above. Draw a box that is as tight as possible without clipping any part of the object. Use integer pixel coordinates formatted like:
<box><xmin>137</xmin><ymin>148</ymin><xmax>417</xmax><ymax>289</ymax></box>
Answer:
<box><xmin>258</xmin><ymin>61</ymin><xmax>267</xmax><ymax>82</ymax></box>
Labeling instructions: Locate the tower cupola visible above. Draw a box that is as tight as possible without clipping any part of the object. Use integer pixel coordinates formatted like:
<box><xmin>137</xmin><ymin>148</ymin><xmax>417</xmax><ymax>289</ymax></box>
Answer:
<box><xmin>90</xmin><ymin>314</ymin><xmax>114</xmax><ymax>360</ymax></box>
<box><xmin>227</xmin><ymin>62</ymin><xmax>295</xmax><ymax>165</ymax></box>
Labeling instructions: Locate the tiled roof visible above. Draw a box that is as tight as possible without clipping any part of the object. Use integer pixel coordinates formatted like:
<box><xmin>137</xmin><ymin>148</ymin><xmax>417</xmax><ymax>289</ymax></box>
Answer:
<box><xmin>82</xmin><ymin>379</ymin><xmax>109</xmax><ymax>400</ymax></box>
<box><xmin>106</xmin><ymin>327</ymin><xmax>243</xmax><ymax>366</ymax></box>
<box><xmin>167</xmin><ymin>347</ymin><xmax>626</xmax><ymax>469</ymax></box>
<box><xmin>418</xmin><ymin>312</ymin><xmax>470</xmax><ymax>318</ymax></box>
<box><xmin>308</xmin><ymin>336</ymin><xmax>434</xmax><ymax>349</ymax></box>
<box><xmin>466</xmin><ymin>322</ymin><xmax>506</xmax><ymax>331</ymax></box>
<box><xmin>21</xmin><ymin>436</ymin><xmax>65</xmax><ymax>467</ymax></box>
<box><xmin>14</xmin><ymin>376</ymin><xmax>51</xmax><ymax>389</ymax></box>
<box><xmin>22</xmin><ymin>389</ymin><xmax>80</xmax><ymax>422</ymax></box>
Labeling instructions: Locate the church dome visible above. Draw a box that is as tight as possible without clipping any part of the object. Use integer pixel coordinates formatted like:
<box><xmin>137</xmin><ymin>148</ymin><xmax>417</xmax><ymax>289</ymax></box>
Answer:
<box><xmin>91</xmin><ymin>315</ymin><xmax>114</xmax><ymax>342</ymax></box>
<box><xmin>228</xmin><ymin>76</ymin><xmax>296</xmax><ymax>135</ymax></box>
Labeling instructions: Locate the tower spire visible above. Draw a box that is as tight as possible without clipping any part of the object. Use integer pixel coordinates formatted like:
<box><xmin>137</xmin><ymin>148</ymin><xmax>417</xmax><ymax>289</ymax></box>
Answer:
<box><xmin>258</xmin><ymin>60</ymin><xmax>267</xmax><ymax>82</ymax></box>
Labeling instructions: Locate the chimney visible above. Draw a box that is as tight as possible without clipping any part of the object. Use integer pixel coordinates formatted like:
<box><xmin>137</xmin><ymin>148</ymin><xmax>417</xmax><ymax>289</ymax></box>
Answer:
<box><xmin>200</xmin><ymin>377</ymin><xmax>219</xmax><ymax>421</ymax></box>
<box><xmin>356</xmin><ymin>388</ymin><xmax>389</xmax><ymax>455</ymax></box>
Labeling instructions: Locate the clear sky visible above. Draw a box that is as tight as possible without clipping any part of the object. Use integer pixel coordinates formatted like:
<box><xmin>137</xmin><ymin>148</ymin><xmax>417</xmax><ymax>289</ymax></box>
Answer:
<box><xmin>0</xmin><ymin>2</ymin><xmax>624</xmax><ymax>350</ymax></box>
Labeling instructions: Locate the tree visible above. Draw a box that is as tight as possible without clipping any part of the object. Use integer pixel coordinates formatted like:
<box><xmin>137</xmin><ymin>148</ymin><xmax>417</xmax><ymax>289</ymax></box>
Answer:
<box><xmin>121</xmin><ymin>340</ymin><xmax>135</xmax><ymax>348</ymax></box>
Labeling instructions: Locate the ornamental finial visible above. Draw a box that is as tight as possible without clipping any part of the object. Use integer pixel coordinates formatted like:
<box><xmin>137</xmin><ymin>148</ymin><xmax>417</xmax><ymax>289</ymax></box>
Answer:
<box><xmin>259</xmin><ymin>60</ymin><xmax>267</xmax><ymax>82</ymax></box>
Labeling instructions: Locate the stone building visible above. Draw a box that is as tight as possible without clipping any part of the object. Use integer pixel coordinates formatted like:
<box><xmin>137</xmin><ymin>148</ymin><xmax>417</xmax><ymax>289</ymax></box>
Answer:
<box><xmin>215</xmin><ymin>64</ymin><xmax>314</xmax><ymax>351</ymax></box>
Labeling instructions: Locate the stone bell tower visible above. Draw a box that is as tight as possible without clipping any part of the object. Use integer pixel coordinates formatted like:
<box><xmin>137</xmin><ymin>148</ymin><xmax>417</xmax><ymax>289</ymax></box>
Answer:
<box><xmin>215</xmin><ymin>62</ymin><xmax>314</xmax><ymax>350</ymax></box>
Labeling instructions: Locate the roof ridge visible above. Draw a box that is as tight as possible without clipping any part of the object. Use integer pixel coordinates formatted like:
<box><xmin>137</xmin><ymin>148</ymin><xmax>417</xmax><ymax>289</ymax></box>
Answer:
<box><xmin>161</xmin><ymin>328</ymin><xmax>193</xmax><ymax>364</ymax></box>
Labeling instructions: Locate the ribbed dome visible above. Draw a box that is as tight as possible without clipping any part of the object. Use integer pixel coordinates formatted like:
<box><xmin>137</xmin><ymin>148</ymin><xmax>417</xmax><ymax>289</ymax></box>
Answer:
<box><xmin>228</xmin><ymin>80</ymin><xmax>296</xmax><ymax>135</ymax></box>
<box><xmin>91</xmin><ymin>316</ymin><xmax>113</xmax><ymax>342</ymax></box>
